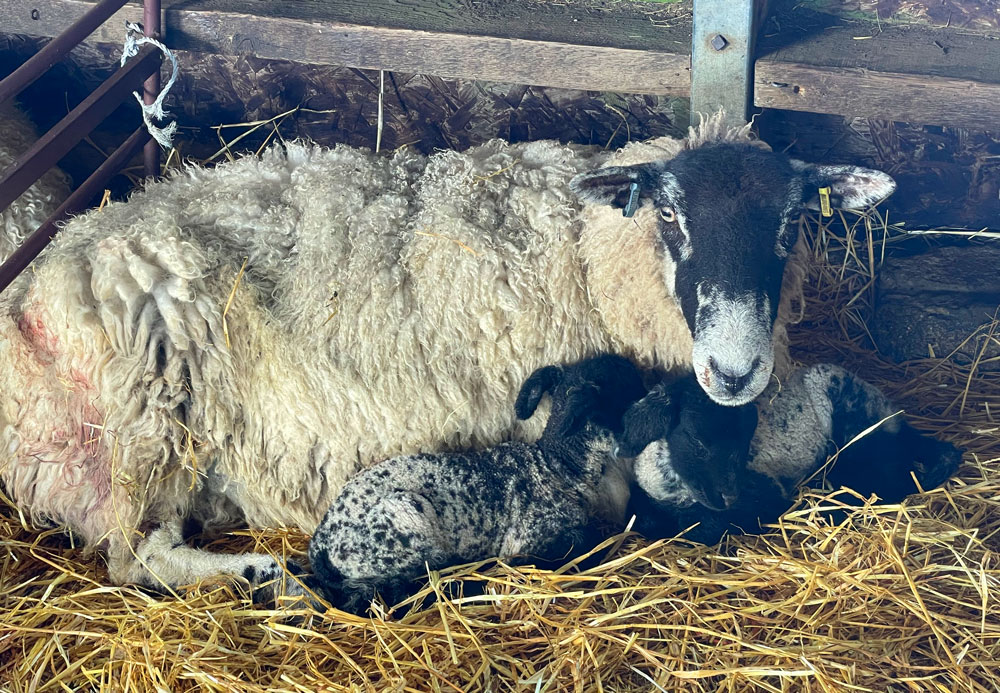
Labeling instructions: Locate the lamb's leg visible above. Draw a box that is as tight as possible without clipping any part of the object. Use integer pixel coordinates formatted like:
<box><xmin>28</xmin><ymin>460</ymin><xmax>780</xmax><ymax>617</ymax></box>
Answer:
<box><xmin>812</xmin><ymin>365</ymin><xmax>961</xmax><ymax>499</ymax></box>
<box><xmin>825</xmin><ymin>424</ymin><xmax>962</xmax><ymax>504</ymax></box>
<box><xmin>528</xmin><ymin>519</ymin><xmax>614</xmax><ymax>571</ymax></box>
<box><xmin>124</xmin><ymin>522</ymin><xmax>309</xmax><ymax>605</ymax></box>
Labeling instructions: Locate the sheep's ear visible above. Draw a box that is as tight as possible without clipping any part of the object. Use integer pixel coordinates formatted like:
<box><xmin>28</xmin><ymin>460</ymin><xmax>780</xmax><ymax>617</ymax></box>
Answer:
<box><xmin>618</xmin><ymin>386</ymin><xmax>678</xmax><ymax>457</ymax></box>
<box><xmin>515</xmin><ymin>365</ymin><xmax>563</xmax><ymax>420</ymax></box>
<box><xmin>792</xmin><ymin>161</ymin><xmax>896</xmax><ymax>211</ymax></box>
<box><xmin>569</xmin><ymin>164</ymin><xmax>661</xmax><ymax>217</ymax></box>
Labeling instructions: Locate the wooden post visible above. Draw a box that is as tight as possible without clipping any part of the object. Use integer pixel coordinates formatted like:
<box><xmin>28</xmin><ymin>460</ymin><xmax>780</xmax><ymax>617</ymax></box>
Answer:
<box><xmin>690</xmin><ymin>0</ymin><xmax>765</xmax><ymax>128</ymax></box>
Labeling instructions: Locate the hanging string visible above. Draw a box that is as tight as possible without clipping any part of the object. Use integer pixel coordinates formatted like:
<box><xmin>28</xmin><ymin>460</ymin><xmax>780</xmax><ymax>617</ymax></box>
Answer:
<box><xmin>121</xmin><ymin>20</ymin><xmax>179</xmax><ymax>149</ymax></box>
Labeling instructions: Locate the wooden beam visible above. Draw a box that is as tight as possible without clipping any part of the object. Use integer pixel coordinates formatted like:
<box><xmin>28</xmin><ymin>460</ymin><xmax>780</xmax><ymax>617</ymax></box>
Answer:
<box><xmin>0</xmin><ymin>0</ymin><xmax>693</xmax><ymax>96</ymax></box>
<box><xmin>0</xmin><ymin>0</ymin><xmax>128</xmax><ymax>107</ymax></box>
<box><xmin>755</xmin><ymin>14</ymin><xmax>1000</xmax><ymax>130</ymax></box>
<box><xmin>6</xmin><ymin>1</ymin><xmax>1000</xmax><ymax>130</ymax></box>
<box><xmin>755</xmin><ymin>63</ymin><xmax>1000</xmax><ymax>132</ymax></box>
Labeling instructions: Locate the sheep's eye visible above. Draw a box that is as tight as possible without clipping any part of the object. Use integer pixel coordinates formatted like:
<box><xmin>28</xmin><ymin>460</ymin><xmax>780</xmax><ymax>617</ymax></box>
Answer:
<box><xmin>659</xmin><ymin>208</ymin><xmax>676</xmax><ymax>223</ymax></box>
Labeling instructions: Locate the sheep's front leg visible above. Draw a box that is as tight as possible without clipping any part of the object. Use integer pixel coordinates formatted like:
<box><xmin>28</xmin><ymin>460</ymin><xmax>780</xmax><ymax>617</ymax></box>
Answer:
<box><xmin>125</xmin><ymin>522</ymin><xmax>309</xmax><ymax>605</ymax></box>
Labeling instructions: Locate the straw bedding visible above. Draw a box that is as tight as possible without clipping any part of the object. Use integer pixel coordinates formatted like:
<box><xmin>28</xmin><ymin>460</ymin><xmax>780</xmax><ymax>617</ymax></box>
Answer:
<box><xmin>2</xmin><ymin>208</ymin><xmax>999</xmax><ymax>692</ymax></box>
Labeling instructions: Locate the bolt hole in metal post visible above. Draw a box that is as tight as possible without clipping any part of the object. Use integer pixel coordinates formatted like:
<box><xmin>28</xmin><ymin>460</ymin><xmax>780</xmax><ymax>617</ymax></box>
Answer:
<box><xmin>690</xmin><ymin>0</ymin><xmax>755</xmax><ymax>128</ymax></box>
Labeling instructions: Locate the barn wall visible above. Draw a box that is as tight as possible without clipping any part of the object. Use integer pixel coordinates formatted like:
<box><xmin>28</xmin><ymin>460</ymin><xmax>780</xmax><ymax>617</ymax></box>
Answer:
<box><xmin>2</xmin><ymin>17</ymin><xmax>998</xmax><ymax>228</ymax></box>
<box><xmin>0</xmin><ymin>33</ymin><xmax>685</xmax><ymax>198</ymax></box>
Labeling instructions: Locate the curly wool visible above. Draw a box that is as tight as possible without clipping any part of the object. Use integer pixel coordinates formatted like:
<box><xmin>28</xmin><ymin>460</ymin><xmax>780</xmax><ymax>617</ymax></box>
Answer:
<box><xmin>0</xmin><ymin>101</ymin><xmax>70</xmax><ymax>299</ymax></box>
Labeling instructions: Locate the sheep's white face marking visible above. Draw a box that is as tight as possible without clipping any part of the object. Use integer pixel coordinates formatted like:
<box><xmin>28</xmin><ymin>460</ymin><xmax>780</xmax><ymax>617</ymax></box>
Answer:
<box><xmin>570</xmin><ymin>143</ymin><xmax>895</xmax><ymax>406</ymax></box>
<box><xmin>692</xmin><ymin>285</ymin><xmax>773</xmax><ymax>405</ymax></box>
<box><xmin>657</xmin><ymin>172</ymin><xmax>692</xmax><ymax>262</ymax></box>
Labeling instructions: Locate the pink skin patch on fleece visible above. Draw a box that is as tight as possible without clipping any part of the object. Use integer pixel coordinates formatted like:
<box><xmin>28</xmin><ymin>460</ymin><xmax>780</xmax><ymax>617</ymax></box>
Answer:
<box><xmin>7</xmin><ymin>311</ymin><xmax>114</xmax><ymax>540</ymax></box>
<box><xmin>700</xmin><ymin>364</ymin><xmax>712</xmax><ymax>390</ymax></box>
<box><xmin>17</xmin><ymin>312</ymin><xmax>59</xmax><ymax>364</ymax></box>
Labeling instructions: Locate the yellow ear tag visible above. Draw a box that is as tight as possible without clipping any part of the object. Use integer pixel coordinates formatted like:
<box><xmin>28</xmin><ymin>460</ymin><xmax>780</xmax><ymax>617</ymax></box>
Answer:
<box><xmin>818</xmin><ymin>186</ymin><xmax>833</xmax><ymax>218</ymax></box>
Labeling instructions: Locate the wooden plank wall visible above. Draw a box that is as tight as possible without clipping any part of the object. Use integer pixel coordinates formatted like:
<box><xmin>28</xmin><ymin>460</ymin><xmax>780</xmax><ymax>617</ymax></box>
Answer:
<box><xmin>1</xmin><ymin>0</ymin><xmax>999</xmax><ymax>129</ymax></box>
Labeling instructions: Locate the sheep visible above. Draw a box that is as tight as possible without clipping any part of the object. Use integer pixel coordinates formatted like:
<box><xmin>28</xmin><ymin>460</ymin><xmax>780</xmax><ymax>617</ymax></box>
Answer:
<box><xmin>307</xmin><ymin>353</ymin><xmax>646</xmax><ymax>614</ymax></box>
<box><xmin>619</xmin><ymin>364</ymin><xmax>963</xmax><ymax>545</ymax></box>
<box><xmin>0</xmin><ymin>101</ymin><xmax>70</xmax><ymax>294</ymax></box>
<box><xmin>0</xmin><ymin>112</ymin><xmax>898</xmax><ymax>599</ymax></box>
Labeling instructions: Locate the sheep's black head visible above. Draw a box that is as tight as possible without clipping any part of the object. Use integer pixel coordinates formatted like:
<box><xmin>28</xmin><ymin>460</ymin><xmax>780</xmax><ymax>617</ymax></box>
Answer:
<box><xmin>515</xmin><ymin>353</ymin><xmax>647</xmax><ymax>439</ymax></box>
<box><xmin>619</xmin><ymin>376</ymin><xmax>758</xmax><ymax>511</ymax></box>
<box><xmin>570</xmin><ymin>142</ymin><xmax>895</xmax><ymax>406</ymax></box>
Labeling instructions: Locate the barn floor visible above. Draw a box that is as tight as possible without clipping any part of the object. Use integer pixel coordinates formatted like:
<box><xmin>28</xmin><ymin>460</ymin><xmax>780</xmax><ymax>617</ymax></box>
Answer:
<box><xmin>1</xmin><ymin>208</ymin><xmax>998</xmax><ymax>692</ymax></box>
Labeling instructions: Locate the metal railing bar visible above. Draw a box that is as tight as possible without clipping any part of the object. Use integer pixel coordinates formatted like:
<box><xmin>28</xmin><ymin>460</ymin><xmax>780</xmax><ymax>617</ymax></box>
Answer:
<box><xmin>0</xmin><ymin>0</ymin><xmax>131</xmax><ymax>108</ymax></box>
<box><xmin>143</xmin><ymin>0</ymin><xmax>162</xmax><ymax>178</ymax></box>
<box><xmin>0</xmin><ymin>127</ymin><xmax>151</xmax><ymax>294</ymax></box>
<box><xmin>0</xmin><ymin>43</ymin><xmax>161</xmax><ymax>214</ymax></box>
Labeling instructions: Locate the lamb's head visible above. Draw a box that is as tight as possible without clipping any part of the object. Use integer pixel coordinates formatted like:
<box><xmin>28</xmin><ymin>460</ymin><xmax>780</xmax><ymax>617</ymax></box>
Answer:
<box><xmin>618</xmin><ymin>376</ymin><xmax>758</xmax><ymax>511</ymax></box>
<box><xmin>571</xmin><ymin>142</ymin><xmax>895</xmax><ymax>405</ymax></box>
<box><xmin>515</xmin><ymin>353</ymin><xmax>648</xmax><ymax>440</ymax></box>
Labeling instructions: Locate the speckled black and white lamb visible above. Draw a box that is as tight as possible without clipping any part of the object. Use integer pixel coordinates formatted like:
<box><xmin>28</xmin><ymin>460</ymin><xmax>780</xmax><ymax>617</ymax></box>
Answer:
<box><xmin>621</xmin><ymin>363</ymin><xmax>962</xmax><ymax>544</ymax></box>
<box><xmin>307</xmin><ymin>354</ymin><xmax>647</xmax><ymax>614</ymax></box>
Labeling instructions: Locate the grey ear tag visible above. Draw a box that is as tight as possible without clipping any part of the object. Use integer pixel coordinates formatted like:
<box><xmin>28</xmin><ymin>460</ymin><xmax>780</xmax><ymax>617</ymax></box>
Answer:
<box><xmin>623</xmin><ymin>181</ymin><xmax>640</xmax><ymax>218</ymax></box>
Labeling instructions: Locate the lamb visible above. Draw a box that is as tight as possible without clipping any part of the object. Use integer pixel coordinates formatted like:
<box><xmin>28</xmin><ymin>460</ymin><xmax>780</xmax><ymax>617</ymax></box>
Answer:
<box><xmin>307</xmin><ymin>354</ymin><xmax>646</xmax><ymax>614</ymax></box>
<box><xmin>0</xmin><ymin>112</ymin><xmax>898</xmax><ymax>599</ymax></box>
<box><xmin>308</xmin><ymin>357</ymin><xmax>958</xmax><ymax>614</ymax></box>
<box><xmin>620</xmin><ymin>364</ymin><xmax>963</xmax><ymax>544</ymax></box>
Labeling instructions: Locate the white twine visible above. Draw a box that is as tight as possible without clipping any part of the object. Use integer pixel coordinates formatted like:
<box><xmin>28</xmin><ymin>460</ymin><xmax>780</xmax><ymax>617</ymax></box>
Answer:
<box><xmin>121</xmin><ymin>21</ymin><xmax>179</xmax><ymax>149</ymax></box>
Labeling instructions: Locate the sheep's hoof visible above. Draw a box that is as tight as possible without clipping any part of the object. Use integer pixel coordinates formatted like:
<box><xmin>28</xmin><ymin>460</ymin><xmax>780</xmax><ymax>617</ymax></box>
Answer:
<box><xmin>244</xmin><ymin>558</ymin><xmax>319</xmax><ymax>610</ymax></box>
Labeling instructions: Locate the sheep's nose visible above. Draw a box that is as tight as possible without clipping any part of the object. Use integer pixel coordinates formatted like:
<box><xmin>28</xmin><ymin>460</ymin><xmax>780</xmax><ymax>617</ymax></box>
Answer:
<box><xmin>709</xmin><ymin>357</ymin><xmax>758</xmax><ymax>397</ymax></box>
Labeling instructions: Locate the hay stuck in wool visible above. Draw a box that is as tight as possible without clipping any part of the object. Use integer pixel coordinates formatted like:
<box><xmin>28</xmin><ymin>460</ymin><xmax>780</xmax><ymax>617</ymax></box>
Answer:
<box><xmin>2</xmin><ymin>207</ymin><xmax>1000</xmax><ymax>692</ymax></box>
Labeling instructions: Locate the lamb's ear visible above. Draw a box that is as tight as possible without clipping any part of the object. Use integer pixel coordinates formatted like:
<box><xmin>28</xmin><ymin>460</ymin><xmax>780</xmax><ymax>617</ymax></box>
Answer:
<box><xmin>569</xmin><ymin>164</ymin><xmax>662</xmax><ymax>217</ymax></box>
<box><xmin>515</xmin><ymin>365</ymin><xmax>563</xmax><ymax>420</ymax></box>
<box><xmin>618</xmin><ymin>386</ymin><xmax>678</xmax><ymax>457</ymax></box>
<box><xmin>549</xmin><ymin>382</ymin><xmax>602</xmax><ymax>438</ymax></box>
<box><xmin>792</xmin><ymin>161</ymin><xmax>896</xmax><ymax>211</ymax></box>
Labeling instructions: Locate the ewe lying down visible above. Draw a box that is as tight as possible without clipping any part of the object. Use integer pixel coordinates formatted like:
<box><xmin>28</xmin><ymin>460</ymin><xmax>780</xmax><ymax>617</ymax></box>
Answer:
<box><xmin>309</xmin><ymin>355</ymin><xmax>961</xmax><ymax>614</ymax></box>
<box><xmin>0</xmin><ymin>114</ymin><xmax>897</xmax><ymax>598</ymax></box>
